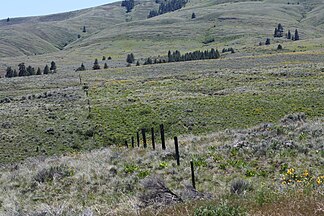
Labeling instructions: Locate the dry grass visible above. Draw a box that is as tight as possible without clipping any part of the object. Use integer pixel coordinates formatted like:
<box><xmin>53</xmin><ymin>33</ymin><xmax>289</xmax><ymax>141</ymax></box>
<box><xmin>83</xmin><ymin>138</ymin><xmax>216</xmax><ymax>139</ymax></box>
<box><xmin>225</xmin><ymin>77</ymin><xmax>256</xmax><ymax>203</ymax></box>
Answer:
<box><xmin>0</xmin><ymin>115</ymin><xmax>323</xmax><ymax>215</ymax></box>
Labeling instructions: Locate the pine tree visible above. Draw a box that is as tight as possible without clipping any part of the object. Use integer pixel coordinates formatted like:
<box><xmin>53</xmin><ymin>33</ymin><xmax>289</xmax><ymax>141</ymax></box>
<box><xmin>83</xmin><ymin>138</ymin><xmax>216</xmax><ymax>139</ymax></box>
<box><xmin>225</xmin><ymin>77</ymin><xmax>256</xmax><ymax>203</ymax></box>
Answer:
<box><xmin>274</xmin><ymin>28</ymin><xmax>278</xmax><ymax>37</ymax></box>
<box><xmin>80</xmin><ymin>63</ymin><xmax>86</xmax><ymax>71</ymax></box>
<box><xmin>287</xmin><ymin>30</ymin><xmax>291</xmax><ymax>39</ymax></box>
<box><xmin>277</xmin><ymin>44</ymin><xmax>283</xmax><ymax>50</ymax></box>
<box><xmin>36</xmin><ymin>67</ymin><xmax>42</xmax><ymax>75</ymax></box>
<box><xmin>44</xmin><ymin>65</ymin><xmax>49</xmax><ymax>75</ymax></box>
<box><xmin>191</xmin><ymin>12</ymin><xmax>196</xmax><ymax>19</ymax></box>
<box><xmin>265</xmin><ymin>38</ymin><xmax>271</xmax><ymax>45</ymax></box>
<box><xmin>27</xmin><ymin>65</ymin><xmax>35</xmax><ymax>76</ymax></box>
<box><xmin>7</xmin><ymin>17</ymin><xmax>10</xmax><ymax>22</ymax></box>
<box><xmin>294</xmin><ymin>29</ymin><xmax>299</xmax><ymax>41</ymax></box>
<box><xmin>102</xmin><ymin>56</ymin><xmax>106</xmax><ymax>61</ymax></box>
<box><xmin>121</xmin><ymin>0</ymin><xmax>135</xmax><ymax>13</ymax></box>
<box><xmin>126</xmin><ymin>53</ymin><xmax>135</xmax><ymax>64</ymax></box>
<box><xmin>18</xmin><ymin>63</ymin><xmax>26</xmax><ymax>77</ymax></box>
<box><xmin>136</xmin><ymin>61</ymin><xmax>140</xmax><ymax>66</ymax></box>
<box><xmin>76</xmin><ymin>63</ymin><xmax>86</xmax><ymax>72</ymax></box>
<box><xmin>93</xmin><ymin>59</ymin><xmax>101</xmax><ymax>70</ymax></box>
<box><xmin>13</xmin><ymin>69</ymin><xmax>17</xmax><ymax>77</ymax></box>
<box><xmin>83</xmin><ymin>26</ymin><xmax>86</xmax><ymax>33</ymax></box>
<box><xmin>5</xmin><ymin>67</ymin><xmax>13</xmax><ymax>78</ymax></box>
<box><xmin>50</xmin><ymin>61</ymin><xmax>57</xmax><ymax>73</ymax></box>
<box><xmin>104</xmin><ymin>63</ymin><xmax>108</xmax><ymax>69</ymax></box>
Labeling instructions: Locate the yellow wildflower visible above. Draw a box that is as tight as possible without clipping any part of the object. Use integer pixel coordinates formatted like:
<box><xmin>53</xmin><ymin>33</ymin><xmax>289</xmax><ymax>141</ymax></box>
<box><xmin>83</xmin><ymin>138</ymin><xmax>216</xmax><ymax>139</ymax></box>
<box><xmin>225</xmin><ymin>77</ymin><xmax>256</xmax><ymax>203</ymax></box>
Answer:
<box><xmin>287</xmin><ymin>168</ymin><xmax>295</xmax><ymax>175</ymax></box>
<box><xmin>316</xmin><ymin>177</ymin><xmax>322</xmax><ymax>185</ymax></box>
<box><xmin>303</xmin><ymin>170</ymin><xmax>309</xmax><ymax>177</ymax></box>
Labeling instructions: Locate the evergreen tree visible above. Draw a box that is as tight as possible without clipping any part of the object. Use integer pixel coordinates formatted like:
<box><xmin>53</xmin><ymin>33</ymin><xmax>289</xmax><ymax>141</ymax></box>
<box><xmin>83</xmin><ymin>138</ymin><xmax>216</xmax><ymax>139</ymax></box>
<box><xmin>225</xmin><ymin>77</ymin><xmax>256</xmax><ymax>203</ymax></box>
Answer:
<box><xmin>144</xmin><ymin>58</ymin><xmax>153</xmax><ymax>65</ymax></box>
<box><xmin>18</xmin><ymin>63</ymin><xmax>26</xmax><ymax>77</ymax></box>
<box><xmin>26</xmin><ymin>65</ymin><xmax>35</xmax><ymax>76</ymax></box>
<box><xmin>148</xmin><ymin>0</ymin><xmax>188</xmax><ymax>18</ymax></box>
<box><xmin>191</xmin><ymin>12</ymin><xmax>196</xmax><ymax>19</ymax></box>
<box><xmin>83</xmin><ymin>26</ymin><xmax>86</xmax><ymax>33</ymax></box>
<box><xmin>126</xmin><ymin>53</ymin><xmax>135</xmax><ymax>63</ymax></box>
<box><xmin>277</xmin><ymin>44</ymin><xmax>283</xmax><ymax>50</ymax></box>
<box><xmin>102</xmin><ymin>56</ymin><xmax>106</xmax><ymax>61</ymax></box>
<box><xmin>274</xmin><ymin>28</ymin><xmax>278</xmax><ymax>37</ymax></box>
<box><xmin>104</xmin><ymin>63</ymin><xmax>108</xmax><ymax>69</ymax></box>
<box><xmin>287</xmin><ymin>30</ymin><xmax>291</xmax><ymax>39</ymax></box>
<box><xmin>294</xmin><ymin>29</ymin><xmax>299</xmax><ymax>41</ymax></box>
<box><xmin>44</xmin><ymin>65</ymin><xmax>49</xmax><ymax>75</ymax></box>
<box><xmin>5</xmin><ymin>67</ymin><xmax>13</xmax><ymax>78</ymax></box>
<box><xmin>36</xmin><ymin>67</ymin><xmax>42</xmax><ymax>75</ymax></box>
<box><xmin>50</xmin><ymin>61</ymin><xmax>57</xmax><ymax>73</ymax></box>
<box><xmin>7</xmin><ymin>17</ymin><xmax>10</xmax><ymax>22</ymax></box>
<box><xmin>265</xmin><ymin>38</ymin><xmax>271</xmax><ymax>45</ymax></box>
<box><xmin>136</xmin><ymin>61</ymin><xmax>140</xmax><ymax>66</ymax></box>
<box><xmin>76</xmin><ymin>63</ymin><xmax>86</xmax><ymax>72</ymax></box>
<box><xmin>121</xmin><ymin>0</ymin><xmax>135</xmax><ymax>13</ymax></box>
<box><xmin>168</xmin><ymin>50</ymin><xmax>174</xmax><ymax>62</ymax></box>
<box><xmin>13</xmin><ymin>69</ymin><xmax>17</xmax><ymax>77</ymax></box>
<box><xmin>80</xmin><ymin>63</ymin><xmax>86</xmax><ymax>71</ymax></box>
<box><xmin>93</xmin><ymin>59</ymin><xmax>101</xmax><ymax>70</ymax></box>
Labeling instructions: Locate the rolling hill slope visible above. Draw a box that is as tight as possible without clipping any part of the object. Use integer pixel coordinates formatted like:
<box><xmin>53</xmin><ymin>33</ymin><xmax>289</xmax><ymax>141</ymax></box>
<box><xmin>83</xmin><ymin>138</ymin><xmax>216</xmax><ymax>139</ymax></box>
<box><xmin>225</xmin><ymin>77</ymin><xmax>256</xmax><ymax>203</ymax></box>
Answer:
<box><xmin>0</xmin><ymin>0</ymin><xmax>324</xmax><ymax>59</ymax></box>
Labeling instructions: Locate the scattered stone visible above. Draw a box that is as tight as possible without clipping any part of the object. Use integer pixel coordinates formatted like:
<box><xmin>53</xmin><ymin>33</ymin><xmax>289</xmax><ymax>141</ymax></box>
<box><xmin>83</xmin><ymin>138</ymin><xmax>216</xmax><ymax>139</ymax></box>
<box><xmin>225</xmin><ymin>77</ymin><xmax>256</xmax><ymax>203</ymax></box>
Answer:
<box><xmin>1</xmin><ymin>122</ymin><xmax>12</xmax><ymax>129</ymax></box>
<box><xmin>45</xmin><ymin>128</ymin><xmax>55</xmax><ymax>134</ymax></box>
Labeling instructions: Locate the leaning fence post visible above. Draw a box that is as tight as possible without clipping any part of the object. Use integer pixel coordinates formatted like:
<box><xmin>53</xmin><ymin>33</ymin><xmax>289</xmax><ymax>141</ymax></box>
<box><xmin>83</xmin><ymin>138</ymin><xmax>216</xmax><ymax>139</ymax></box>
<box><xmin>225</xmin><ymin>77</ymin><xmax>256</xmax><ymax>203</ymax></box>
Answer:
<box><xmin>174</xmin><ymin>137</ymin><xmax>180</xmax><ymax>166</ymax></box>
<box><xmin>142</xmin><ymin>128</ymin><xmax>147</xmax><ymax>148</ymax></box>
<box><xmin>131</xmin><ymin>136</ymin><xmax>135</xmax><ymax>148</ymax></box>
<box><xmin>137</xmin><ymin>131</ymin><xmax>140</xmax><ymax>148</ymax></box>
<box><xmin>160</xmin><ymin>124</ymin><xmax>166</xmax><ymax>150</ymax></box>
<box><xmin>191</xmin><ymin>161</ymin><xmax>196</xmax><ymax>189</ymax></box>
<box><xmin>151</xmin><ymin>127</ymin><xmax>155</xmax><ymax>150</ymax></box>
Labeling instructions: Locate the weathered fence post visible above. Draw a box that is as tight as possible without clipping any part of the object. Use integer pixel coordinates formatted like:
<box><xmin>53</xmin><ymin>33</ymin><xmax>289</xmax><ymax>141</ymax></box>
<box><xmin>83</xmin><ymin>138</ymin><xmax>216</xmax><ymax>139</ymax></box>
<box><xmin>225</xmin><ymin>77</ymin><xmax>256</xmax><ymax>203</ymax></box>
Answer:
<box><xmin>174</xmin><ymin>136</ymin><xmax>180</xmax><ymax>166</ymax></box>
<box><xmin>131</xmin><ymin>136</ymin><xmax>135</xmax><ymax>148</ymax></box>
<box><xmin>137</xmin><ymin>131</ymin><xmax>140</xmax><ymax>148</ymax></box>
<box><xmin>191</xmin><ymin>161</ymin><xmax>196</xmax><ymax>189</ymax></box>
<box><xmin>87</xmin><ymin>99</ymin><xmax>91</xmax><ymax>113</ymax></box>
<box><xmin>125</xmin><ymin>140</ymin><xmax>128</xmax><ymax>148</ymax></box>
<box><xmin>151</xmin><ymin>127</ymin><xmax>155</xmax><ymax>150</ymax></box>
<box><xmin>142</xmin><ymin>128</ymin><xmax>147</xmax><ymax>148</ymax></box>
<box><xmin>160</xmin><ymin>124</ymin><xmax>166</xmax><ymax>150</ymax></box>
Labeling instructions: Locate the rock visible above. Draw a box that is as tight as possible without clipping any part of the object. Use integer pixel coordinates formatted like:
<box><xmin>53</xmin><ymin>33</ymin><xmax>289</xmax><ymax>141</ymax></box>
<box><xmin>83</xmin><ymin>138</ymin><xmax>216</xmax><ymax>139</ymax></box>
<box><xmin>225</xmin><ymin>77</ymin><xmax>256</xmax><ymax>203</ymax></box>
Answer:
<box><xmin>45</xmin><ymin>128</ymin><xmax>55</xmax><ymax>134</ymax></box>
<box><xmin>1</xmin><ymin>122</ymin><xmax>12</xmax><ymax>129</ymax></box>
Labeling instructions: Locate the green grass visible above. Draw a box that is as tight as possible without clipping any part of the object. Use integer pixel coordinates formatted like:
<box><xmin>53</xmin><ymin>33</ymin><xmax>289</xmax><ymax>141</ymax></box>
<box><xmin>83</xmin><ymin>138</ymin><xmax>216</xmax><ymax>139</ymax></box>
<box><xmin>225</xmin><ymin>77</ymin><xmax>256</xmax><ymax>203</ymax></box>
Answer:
<box><xmin>89</xmin><ymin>56</ymin><xmax>324</xmax><ymax>145</ymax></box>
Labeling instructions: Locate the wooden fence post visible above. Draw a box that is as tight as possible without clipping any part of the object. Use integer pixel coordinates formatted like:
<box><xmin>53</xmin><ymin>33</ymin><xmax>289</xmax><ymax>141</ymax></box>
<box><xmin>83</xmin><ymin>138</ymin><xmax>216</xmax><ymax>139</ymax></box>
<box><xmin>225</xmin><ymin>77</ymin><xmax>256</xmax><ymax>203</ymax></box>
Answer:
<box><xmin>191</xmin><ymin>161</ymin><xmax>196</xmax><ymax>189</ymax></box>
<box><xmin>131</xmin><ymin>136</ymin><xmax>135</xmax><ymax>148</ymax></box>
<box><xmin>137</xmin><ymin>131</ymin><xmax>140</xmax><ymax>148</ymax></box>
<box><xmin>125</xmin><ymin>140</ymin><xmax>128</xmax><ymax>148</ymax></box>
<box><xmin>160</xmin><ymin>124</ymin><xmax>166</xmax><ymax>150</ymax></box>
<box><xmin>151</xmin><ymin>127</ymin><xmax>155</xmax><ymax>150</ymax></box>
<box><xmin>174</xmin><ymin>137</ymin><xmax>180</xmax><ymax>166</ymax></box>
<box><xmin>142</xmin><ymin>128</ymin><xmax>147</xmax><ymax>148</ymax></box>
<box><xmin>87</xmin><ymin>99</ymin><xmax>91</xmax><ymax>113</ymax></box>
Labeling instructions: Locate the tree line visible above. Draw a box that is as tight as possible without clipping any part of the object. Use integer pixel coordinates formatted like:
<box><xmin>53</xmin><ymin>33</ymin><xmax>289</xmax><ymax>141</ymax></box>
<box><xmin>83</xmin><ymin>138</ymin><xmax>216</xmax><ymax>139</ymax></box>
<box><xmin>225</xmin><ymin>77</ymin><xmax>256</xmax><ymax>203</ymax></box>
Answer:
<box><xmin>76</xmin><ymin>57</ymin><xmax>111</xmax><ymax>72</ymax></box>
<box><xmin>273</xmin><ymin>23</ymin><xmax>299</xmax><ymax>41</ymax></box>
<box><xmin>148</xmin><ymin>0</ymin><xmax>188</xmax><ymax>18</ymax></box>
<box><xmin>5</xmin><ymin>61</ymin><xmax>56</xmax><ymax>78</ymax></box>
<box><xmin>126</xmin><ymin>48</ymin><xmax>221</xmax><ymax>67</ymax></box>
<box><xmin>167</xmin><ymin>48</ymin><xmax>220</xmax><ymax>62</ymax></box>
